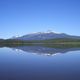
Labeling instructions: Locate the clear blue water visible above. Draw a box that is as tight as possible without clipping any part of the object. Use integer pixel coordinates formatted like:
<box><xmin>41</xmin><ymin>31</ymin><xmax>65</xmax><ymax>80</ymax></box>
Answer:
<box><xmin>0</xmin><ymin>46</ymin><xmax>80</xmax><ymax>80</ymax></box>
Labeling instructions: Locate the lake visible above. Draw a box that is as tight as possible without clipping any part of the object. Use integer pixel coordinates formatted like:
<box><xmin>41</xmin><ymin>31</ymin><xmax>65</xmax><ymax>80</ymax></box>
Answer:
<box><xmin>0</xmin><ymin>46</ymin><xmax>80</xmax><ymax>80</ymax></box>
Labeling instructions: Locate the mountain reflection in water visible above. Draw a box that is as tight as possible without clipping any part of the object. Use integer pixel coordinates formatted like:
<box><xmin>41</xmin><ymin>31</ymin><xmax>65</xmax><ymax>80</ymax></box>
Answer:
<box><xmin>0</xmin><ymin>45</ymin><xmax>80</xmax><ymax>80</ymax></box>
<box><xmin>7</xmin><ymin>46</ymin><xmax>80</xmax><ymax>56</ymax></box>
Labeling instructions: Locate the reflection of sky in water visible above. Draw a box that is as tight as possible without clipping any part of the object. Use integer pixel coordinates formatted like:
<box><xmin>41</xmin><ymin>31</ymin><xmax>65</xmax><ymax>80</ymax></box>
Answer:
<box><xmin>0</xmin><ymin>47</ymin><xmax>80</xmax><ymax>80</ymax></box>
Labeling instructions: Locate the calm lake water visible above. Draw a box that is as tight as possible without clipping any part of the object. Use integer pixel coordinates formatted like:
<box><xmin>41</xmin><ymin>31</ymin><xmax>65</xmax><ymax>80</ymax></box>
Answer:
<box><xmin>0</xmin><ymin>46</ymin><xmax>80</xmax><ymax>80</ymax></box>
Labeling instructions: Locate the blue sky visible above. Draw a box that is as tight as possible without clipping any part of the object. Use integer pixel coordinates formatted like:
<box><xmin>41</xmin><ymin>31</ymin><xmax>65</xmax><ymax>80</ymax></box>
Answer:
<box><xmin>0</xmin><ymin>0</ymin><xmax>80</xmax><ymax>38</ymax></box>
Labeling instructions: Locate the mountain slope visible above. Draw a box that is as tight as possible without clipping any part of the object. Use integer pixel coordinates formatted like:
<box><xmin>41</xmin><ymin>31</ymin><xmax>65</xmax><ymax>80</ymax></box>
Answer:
<box><xmin>13</xmin><ymin>31</ymin><xmax>80</xmax><ymax>41</ymax></box>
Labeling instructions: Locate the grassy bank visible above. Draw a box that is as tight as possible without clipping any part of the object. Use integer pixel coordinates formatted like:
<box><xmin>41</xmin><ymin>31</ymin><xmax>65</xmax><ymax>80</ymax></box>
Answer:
<box><xmin>0</xmin><ymin>38</ymin><xmax>80</xmax><ymax>48</ymax></box>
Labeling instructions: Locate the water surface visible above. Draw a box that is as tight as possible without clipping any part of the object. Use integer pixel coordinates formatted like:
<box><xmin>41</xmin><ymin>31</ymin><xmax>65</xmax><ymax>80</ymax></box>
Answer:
<box><xmin>0</xmin><ymin>46</ymin><xmax>80</xmax><ymax>80</ymax></box>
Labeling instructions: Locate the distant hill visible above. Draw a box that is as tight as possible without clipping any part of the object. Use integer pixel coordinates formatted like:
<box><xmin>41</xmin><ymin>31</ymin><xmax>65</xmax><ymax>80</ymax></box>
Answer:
<box><xmin>13</xmin><ymin>31</ymin><xmax>80</xmax><ymax>41</ymax></box>
<box><xmin>0</xmin><ymin>39</ymin><xmax>4</xmax><ymax>42</ymax></box>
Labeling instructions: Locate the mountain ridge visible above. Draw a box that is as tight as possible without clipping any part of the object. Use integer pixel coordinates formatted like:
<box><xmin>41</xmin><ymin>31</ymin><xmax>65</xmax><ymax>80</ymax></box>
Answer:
<box><xmin>12</xmin><ymin>31</ymin><xmax>80</xmax><ymax>41</ymax></box>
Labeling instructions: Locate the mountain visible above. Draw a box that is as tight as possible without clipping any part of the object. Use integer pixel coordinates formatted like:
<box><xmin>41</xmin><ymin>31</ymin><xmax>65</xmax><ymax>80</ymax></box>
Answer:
<box><xmin>13</xmin><ymin>31</ymin><xmax>80</xmax><ymax>41</ymax></box>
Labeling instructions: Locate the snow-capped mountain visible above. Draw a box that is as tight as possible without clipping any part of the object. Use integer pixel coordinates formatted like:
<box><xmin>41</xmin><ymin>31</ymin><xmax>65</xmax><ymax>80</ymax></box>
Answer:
<box><xmin>11</xmin><ymin>35</ymin><xmax>20</xmax><ymax>39</ymax></box>
<box><xmin>13</xmin><ymin>31</ymin><xmax>80</xmax><ymax>41</ymax></box>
